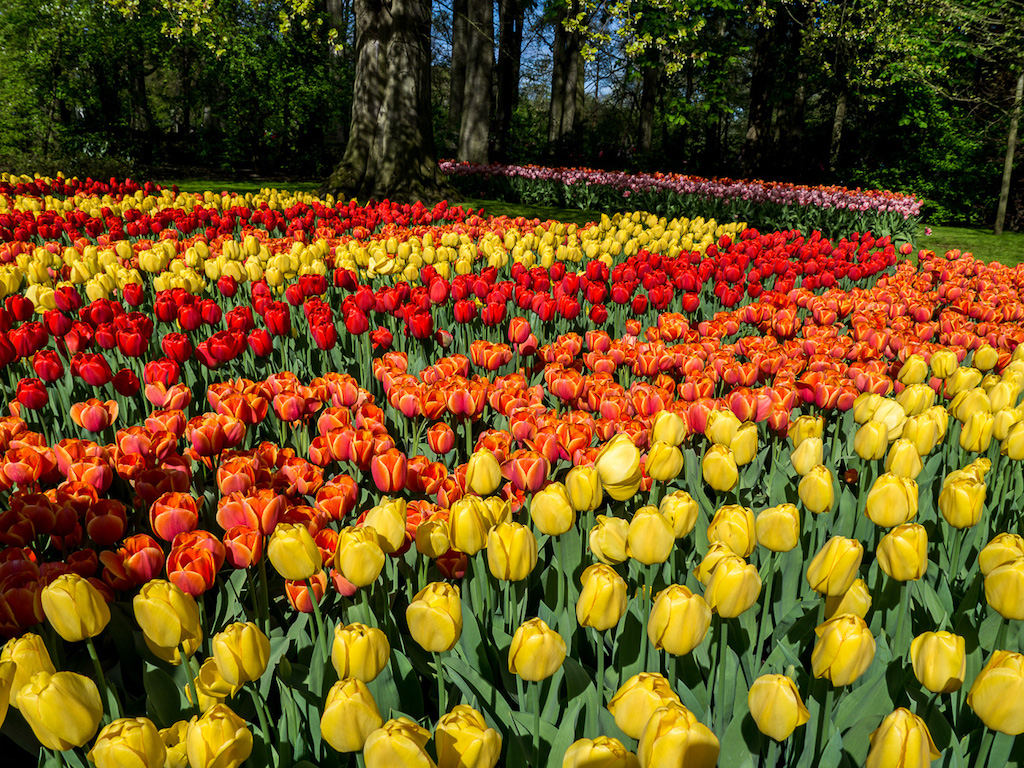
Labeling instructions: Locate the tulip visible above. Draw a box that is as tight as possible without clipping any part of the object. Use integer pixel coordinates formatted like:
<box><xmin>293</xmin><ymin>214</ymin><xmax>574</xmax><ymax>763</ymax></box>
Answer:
<box><xmin>812</xmin><ymin>614</ymin><xmax>876</xmax><ymax>687</ymax></box>
<box><xmin>984</xmin><ymin>557</ymin><xmax>1024</xmax><ymax>620</ymax></box>
<box><xmin>40</xmin><ymin>572</ymin><xmax>110</xmax><ymax>643</ymax></box>
<box><xmin>946</xmin><ymin>366</ymin><xmax>983</xmax><ymax>397</ymax></box>
<box><xmin>416</xmin><ymin>517</ymin><xmax>451</xmax><ymax>559</ymax></box>
<box><xmin>1</xmin><ymin>634</ymin><xmax>56</xmax><ymax>709</ymax></box>
<box><xmin>192</xmin><ymin>657</ymin><xmax>239</xmax><ymax>708</ymax></box>
<box><xmin>903</xmin><ymin>414</ymin><xmax>941</xmax><ymax>455</ymax></box>
<box><xmin>938</xmin><ymin>476</ymin><xmax>986</xmax><ymax>529</ymax></box>
<box><xmin>960</xmin><ymin>410</ymin><xmax>995</xmax><ymax>453</ymax></box>
<box><xmin>705</xmin><ymin>409</ymin><xmax>740</xmax><ymax>444</ymax></box>
<box><xmin>898</xmin><ymin>354</ymin><xmax>929</xmax><ymax>385</ymax></box>
<box><xmin>566</xmin><ymin>465</ymin><xmax>603</xmax><ymax>512</ymax></box>
<box><xmin>88</xmin><ymin>717</ymin><xmax>167</xmax><ymax>768</ymax></box>
<box><xmin>806</xmin><ymin>536</ymin><xmax>864</xmax><ymax>596</ymax></box>
<box><xmin>645</xmin><ymin>441</ymin><xmax>683</xmax><ymax>481</ymax></box>
<box><xmin>331</xmin><ymin>623</ymin><xmax>390</xmax><ymax>683</ymax></box>
<box><xmin>487</xmin><ymin>522</ymin><xmax>538</xmax><ymax>581</ymax></box>
<box><xmin>659</xmin><ymin>491</ymin><xmax>698</xmax><ymax>538</ymax></box>
<box><xmin>17</xmin><ymin>671</ymin><xmax>103</xmax><ymax>751</ymax></box>
<box><xmin>595</xmin><ymin>434</ymin><xmax>642</xmax><ymax>500</ymax></box>
<box><xmin>693</xmin><ymin>542</ymin><xmax>744</xmax><ymax>586</ymax></box>
<box><xmin>132</xmin><ymin>579</ymin><xmax>203</xmax><ymax>652</ymax></box>
<box><xmin>362</xmin><ymin>497</ymin><xmax>408</xmax><ymax>554</ymax></box>
<box><xmin>407</xmin><ymin>582</ymin><xmax>462</xmax><ymax>652</ymax></box>
<box><xmin>321</xmin><ymin>678</ymin><xmax>384</xmax><ymax>752</ymax></box>
<box><xmin>877</xmin><ymin>523</ymin><xmax>929</xmax><ymax>581</ymax></box>
<box><xmin>636</xmin><ymin>702</ymin><xmax>719</xmax><ymax>768</ymax></box>
<box><xmin>448</xmin><ymin>497</ymin><xmax>491</xmax><ymax>556</ymax></box>
<box><xmin>789</xmin><ymin>415</ymin><xmax>823</xmax><ymax>446</ymax></box>
<box><xmin>979</xmin><ymin>533</ymin><xmax>1024</xmax><ymax>576</ymax></box>
<box><xmin>910</xmin><ymin>631</ymin><xmax>966</xmax><ymax>693</ymax></box>
<box><xmin>884</xmin><ymin>438</ymin><xmax>923</xmax><ymax>479</ymax></box>
<box><xmin>508</xmin><ymin>618</ymin><xmax>566</xmax><ymax>681</ymax></box>
<box><xmin>160</xmin><ymin>720</ymin><xmax>190</xmax><ymax>768</ymax></box>
<box><xmin>364</xmin><ymin>717</ymin><xmax>436</xmax><ymax>768</ymax></box>
<box><xmin>975</xmin><ymin>345</ymin><xmax>1000</xmax><ymax>371</ymax></box>
<box><xmin>755</xmin><ymin>504</ymin><xmax>800</xmax><ymax>552</ymax></box>
<box><xmin>607</xmin><ymin>673</ymin><xmax>682</xmax><ymax>740</ymax></box>
<box><xmin>949</xmin><ymin>387</ymin><xmax>991</xmax><ymax>422</ymax></box>
<box><xmin>211</xmin><ymin>622</ymin><xmax>270</xmax><ymax>687</ymax></box>
<box><xmin>747</xmin><ymin>674</ymin><xmax>810</xmax><ymax>741</ymax></box>
<box><xmin>267</xmin><ymin>523</ymin><xmax>321</xmax><ymax>581</ymax></box>
<box><xmin>647</xmin><ymin>584</ymin><xmax>711</xmax><ymax>655</ymax></box>
<box><xmin>865</xmin><ymin>708</ymin><xmax>940</xmax><ymax>768</ymax></box>
<box><xmin>652</xmin><ymin>410</ymin><xmax>686</xmax><ymax>446</ymax></box>
<box><xmin>798</xmin><ymin>464</ymin><xmax>834</xmax><ymax>514</ymax></box>
<box><xmin>466</xmin><ymin>448</ymin><xmax>502</xmax><ymax>496</ymax></box>
<box><xmin>335</xmin><ymin>526</ymin><xmax>385</xmax><ymax>587</ymax></box>
<box><xmin>967</xmin><ymin>650</ymin><xmax>1024</xmax><ymax>734</ymax></box>
<box><xmin>435</xmin><ymin>704</ymin><xmax>502</xmax><ymax>768</ymax></box>
<box><xmin>590</xmin><ymin>515</ymin><xmax>630</xmax><ymax>565</ymax></box>
<box><xmin>896</xmin><ymin>383</ymin><xmax>935</xmax><ymax>416</ymax></box>
<box><xmin>854</xmin><ymin>420</ymin><xmax>888</xmax><ymax>461</ymax></box>
<box><xmin>865</xmin><ymin>474</ymin><xmax>918</xmax><ymax>528</ymax></box>
<box><xmin>706</xmin><ymin>504</ymin><xmax>756</xmax><ymax>557</ymax></box>
<box><xmin>185</xmin><ymin>703</ymin><xmax>253</xmax><ymax>768</ymax></box>
<box><xmin>701</xmin><ymin>443</ymin><xmax>738</xmax><ymax>492</ymax></box>
<box><xmin>705</xmin><ymin>557</ymin><xmax>761</xmax><ymax>617</ymax></box>
<box><xmin>824</xmin><ymin>578</ymin><xmax>872</xmax><ymax>620</ymax></box>
<box><xmin>790</xmin><ymin>436</ymin><xmax>823</xmax><ymax>476</ymax></box>
<box><xmin>531</xmin><ymin>482</ymin><xmax>576</xmax><ymax>536</ymax></box>
<box><xmin>873</xmin><ymin>399</ymin><xmax>908</xmax><ymax>439</ymax></box>
<box><xmin>628</xmin><ymin>506</ymin><xmax>675</xmax><ymax>564</ymax></box>
<box><xmin>577</xmin><ymin>564</ymin><xmax>628</xmax><ymax>631</ymax></box>
<box><xmin>563</xmin><ymin>736</ymin><xmax>639</xmax><ymax>768</ymax></box>
<box><xmin>1003</xmin><ymin>421</ymin><xmax>1024</xmax><ymax>459</ymax></box>
<box><xmin>930</xmin><ymin>349</ymin><xmax>958</xmax><ymax>379</ymax></box>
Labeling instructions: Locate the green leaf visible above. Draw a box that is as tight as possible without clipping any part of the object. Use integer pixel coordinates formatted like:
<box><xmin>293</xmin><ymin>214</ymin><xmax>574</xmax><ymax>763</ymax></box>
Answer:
<box><xmin>143</xmin><ymin>662</ymin><xmax>185</xmax><ymax>727</ymax></box>
<box><xmin>546</xmin><ymin>699</ymin><xmax>584</xmax><ymax>768</ymax></box>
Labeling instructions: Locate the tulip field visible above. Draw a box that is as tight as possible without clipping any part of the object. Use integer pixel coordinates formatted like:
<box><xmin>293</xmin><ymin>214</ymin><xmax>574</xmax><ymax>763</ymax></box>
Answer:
<box><xmin>1</xmin><ymin>169</ymin><xmax>1024</xmax><ymax>768</ymax></box>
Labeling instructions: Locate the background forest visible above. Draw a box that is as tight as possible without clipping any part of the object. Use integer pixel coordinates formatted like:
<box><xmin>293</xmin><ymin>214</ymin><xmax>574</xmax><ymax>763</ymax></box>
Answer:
<box><xmin>0</xmin><ymin>0</ymin><xmax>1021</xmax><ymax>228</ymax></box>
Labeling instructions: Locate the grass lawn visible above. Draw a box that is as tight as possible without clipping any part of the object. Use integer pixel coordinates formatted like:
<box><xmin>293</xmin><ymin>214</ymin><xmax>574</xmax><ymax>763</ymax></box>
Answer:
<box><xmin>156</xmin><ymin>178</ymin><xmax>1024</xmax><ymax>266</ymax></box>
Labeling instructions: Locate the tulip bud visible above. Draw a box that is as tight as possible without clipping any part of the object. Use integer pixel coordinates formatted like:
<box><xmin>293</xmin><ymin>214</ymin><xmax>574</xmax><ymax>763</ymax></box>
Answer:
<box><xmin>824</xmin><ymin>578</ymin><xmax>872</xmax><ymax>620</ymax></box>
<box><xmin>706</xmin><ymin>505</ymin><xmax>759</xmax><ymax>559</ymax></box>
<box><xmin>884</xmin><ymin>438</ymin><xmax>923</xmax><ymax>479</ymax></box>
<box><xmin>705</xmin><ymin>557</ymin><xmax>761</xmax><ymax>617</ymax></box>
<box><xmin>335</xmin><ymin>526</ymin><xmax>386</xmax><ymax>587</ymax></box>
<box><xmin>530</xmin><ymin>482</ymin><xmax>576</xmax><ymax>536</ymax></box>
<box><xmin>979</xmin><ymin>533</ymin><xmax>1024</xmax><ymax>576</ymax></box>
<box><xmin>607</xmin><ymin>673</ymin><xmax>682</xmax><ymax>740</ymax></box>
<box><xmin>17</xmin><ymin>670</ymin><xmax>103</xmax><ymax>750</ymax></box>
<box><xmin>508</xmin><ymin>618</ymin><xmax>566</xmax><ymax>681</ymax></box>
<box><xmin>865</xmin><ymin>708</ymin><xmax>940</xmax><ymax>768</ymax></box>
<box><xmin>949</xmin><ymin>387</ymin><xmax>991</xmax><ymax>422</ymax></box>
<box><xmin>806</xmin><ymin>536</ymin><xmax>864</xmax><ymax>596</ymax></box>
<box><xmin>903</xmin><ymin>414</ymin><xmax>941</xmax><ymax>455</ymax></box>
<box><xmin>362</xmin><ymin>497</ymin><xmax>408</xmax><ymax>554</ymax></box>
<box><xmin>731</xmin><ymin>422</ymin><xmax>758</xmax><ymax>466</ymax></box>
<box><xmin>448</xmin><ymin>497</ymin><xmax>491</xmax><ymax>555</ymax></box>
<box><xmin>88</xmin><ymin>716</ymin><xmax>167</xmax><ymax>768</ymax></box>
<box><xmin>133</xmin><ymin>579</ymin><xmax>203</xmax><ymax>652</ymax></box>
<box><xmin>705</xmin><ymin>409</ymin><xmax>740</xmax><ymax>445</ymax></box>
<box><xmin>487</xmin><ymin>522</ymin><xmax>538</xmax><ymax>581</ymax></box>
<box><xmin>938</xmin><ymin>476</ymin><xmax>986</xmax><ymax>529</ymax></box>
<box><xmin>854</xmin><ymin>421</ymin><xmax>888</xmax><ymax>461</ymax></box>
<box><xmin>930</xmin><ymin>349</ymin><xmax>958</xmax><ymax>379</ymax></box>
<box><xmin>896</xmin><ymin>383</ymin><xmax>935</xmax><ymax>417</ymax></box>
<box><xmin>702</xmin><ymin>443</ymin><xmax>738</xmax><ymax>492</ymax></box>
<box><xmin>646</xmin><ymin>441</ymin><xmax>683</xmax><ymax>481</ymax></box>
<box><xmin>647</xmin><ymin>584</ymin><xmax>711</xmax><ymax>655</ymax></box>
<box><xmin>321</xmin><ymin>678</ymin><xmax>384</xmax><ymax>752</ymax></box>
<box><xmin>873</xmin><ymin>399</ymin><xmax>908</xmax><ymax>440</ymax></box>
<box><xmin>416</xmin><ymin>518</ymin><xmax>451</xmax><ymax>559</ymax></box>
<box><xmin>967</xmin><ymin>650</ymin><xmax>1024</xmax><ymax>735</ymax></box>
<box><xmin>985</xmin><ymin>557</ymin><xmax>1024</xmax><ymax>620</ymax></box>
<box><xmin>877</xmin><ymin>523</ymin><xmax>929</xmax><ymax>581</ymax></box>
<box><xmin>563</xmin><ymin>736</ymin><xmax>639</xmax><ymax>768</ymax></box>
<box><xmin>790</xmin><ymin>437</ymin><xmax>823</xmax><ymax>476</ymax></box>
<box><xmin>407</xmin><ymin>582</ymin><xmax>462</xmax><ymax>652</ymax></box>
<box><xmin>961</xmin><ymin>410</ymin><xmax>995</xmax><ymax>453</ymax></box>
<box><xmin>364</xmin><ymin>717</ymin><xmax>436</xmax><ymax>768</ymax></box>
<box><xmin>811</xmin><ymin>613</ymin><xmax>876</xmax><ymax>687</ymax></box>
<box><xmin>1</xmin><ymin>633</ymin><xmax>56</xmax><ymax>707</ymax></box>
<box><xmin>798</xmin><ymin>464</ymin><xmax>834</xmax><ymax>514</ymax></box>
<box><xmin>596</xmin><ymin>434</ymin><xmax>642</xmax><ymax>500</ymax></box>
<box><xmin>865</xmin><ymin>473</ymin><xmax>919</xmax><ymax>528</ymax></box>
<box><xmin>267</xmin><ymin>523</ymin><xmax>321</xmax><ymax>581</ymax></box>
<box><xmin>789</xmin><ymin>415</ymin><xmax>823</xmax><ymax>446</ymax></box>
<box><xmin>191</xmin><ymin>657</ymin><xmax>237</xmax><ymax>709</ymax></box>
<box><xmin>466</xmin><ymin>448</ymin><xmax>502</xmax><ymax>496</ymax></box>
<box><xmin>910</xmin><ymin>631</ymin><xmax>966</xmax><ymax>693</ymax></box>
<box><xmin>636</xmin><ymin>702</ymin><xmax>719</xmax><ymax>768</ymax></box>
<box><xmin>577</xmin><ymin>564</ymin><xmax>628</xmax><ymax>631</ymax></box>
<box><xmin>40</xmin><ymin>572</ymin><xmax>111</xmax><ymax>643</ymax></box>
<box><xmin>566</xmin><ymin>465</ymin><xmax>603</xmax><ymax>512</ymax></box>
<box><xmin>693</xmin><ymin>542</ymin><xmax>744</xmax><ymax>587</ymax></box>
<box><xmin>211</xmin><ymin>621</ymin><xmax>271</xmax><ymax>687</ymax></box>
<box><xmin>853</xmin><ymin>393</ymin><xmax>884</xmax><ymax>424</ymax></box>
<box><xmin>747</xmin><ymin>674</ymin><xmax>810</xmax><ymax>741</ymax></box>
<box><xmin>331</xmin><ymin>623</ymin><xmax>390</xmax><ymax>683</ymax></box>
<box><xmin>652</xmin><ymin>410</ymin><xmax>686</xmax><ymax>446</ymax></box>
<box><xmin>945</xmin><ymin>366</ymin><xmax>983</xmax><ymax>397</ymax></box>
<box><xmin>435</xmin><ymin>704</ymin><xmax>501</xmax><ymax>768</ymax></box>
<box><xmin>992</xmin><ymin>407</ymin><xmax>1021</xmax><ymax>441</ymax></box>
<box><xmin>898</xmin><ymin>354</ymin><xmax>929</xmax><ymax>385</ymax></box>
<box><xmin>589</xmin><ymin>515</ymin><xmax>630</xmax><ymax>565</ymax></box>
<box><xmin>659</xmin><ymin>490</ymin><xmax>698</xmax><ymax>538</ymax></box>
<box><xmin>628</xmin><ymin>506</ymin><xmax>675</xmax><ymax>564</ymax></box>
<box><xmin>755</xmin><ymin>504</ymin><xmax>800</xmax><ymax>552</ymax></box>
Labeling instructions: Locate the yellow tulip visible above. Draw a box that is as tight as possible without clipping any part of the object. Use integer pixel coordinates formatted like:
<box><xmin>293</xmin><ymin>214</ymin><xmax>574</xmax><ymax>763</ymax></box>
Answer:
<box><xmin>563</xmin><ymin>736</ymin><xmax>639</xmax><ymax>768</ymax></box>
<box><xmin>824</xmin><ymin>578</ymin><xmax>872</xmax><ymax>620</ymax></box>
<box><xmin>267</xmin><ymin>523</ymin><xmax>322</xmax><ymax>580</ymax></box>
<box><xmin>595</xmin><ymin>434</ymin><xmax>642</xmax><ymax>500</ymax></box>
<box><xmin>407</xmin><ymin>582</ymin><xmax>462</xmax><ymax>652</ymax></box>
<box><xmin>790</xmin><ymin>437</ymin><xmax>823</xmax><ymax>476</ymax></box>
<box><xmin>865</xmin><ymin>708</ymin><xmax>940</xmax><ymax>768</ymax></box>
<box><xmin>0</xmin><ymin>632</ymin><xmax>55</xmax><ymax>707</ymax></box>
<box><xmin>884</xmin><ymin>438</ymin><xmax>923</xmax><ymax>479</ymax></box>
<box><xmin>132</xmin><ymin>579</ymin><xmax>202</xmax><ymax>654</ymax></box>
<box><xmin>910</xmin><ymin>631</ymin><xmax>966</xmax><ymax>693</ymax></box>
<box><xmin>17</xmin><ymin>671</ymin><xmax>103</xmax><ymax>751</ymax></box>
<box><xmin>636</xmin><ymin>702</ymin><xmax>719</xmax><ymax>768</ymax></box>
<box><xmin>651</xmin><ymin>410</ymin><xmax>686</xmax><ymax>445</ymax></box>
<box><xmin>811</xmin><ymin>614</ymin><xmax>876</xmax><ymax>687</ymax></box>
<box><xmin>321</xmin><ymin>678</ymin><xmax>383</xmax><ymax>753</ymax></box>
<box><xmin>967</xmin><ymin>650</ymin><xmax>1024</xmax><ymax>734</ymax></box>
<box><xmin>877</xmin><ymin>523</ymin><xmax>929</xmax><ymax>581</ymax></box>
<box><xmin>565</xmin><ymin>465</ymin><xmax>603</xmax><ymax>512</ymax></box>
<box><xmin>607</xmin><ymin>673</ymin><xmax>681</xmax><ymax>740</ymax></box>
<box><xmin>647</xmin><ymin>584</ymin><xmax>711</xmax><ymax>655</ymax></box>
<box><xmin>530</xmin><ymin>481</ymin><xmax>576</xmax><ymax>536</ymax></box>
<box><xmin>335</xmin><ymin>526</ymin><xmax>386</xmax><ymax>587</ymax></box>
<box><xmin>659</xmin><ymin>490</ymin><xmax>698</xmax><ymax>538</ymax></box>
<box><xmin>806</xmin><ymin>536</ymin><xmax>864</xmax><ymax>596</ymax></box>
<box><xmin>364</xmin><ymin>717</ymin><xmax>436</xmax><ymax>768</ymax></box>
<box><xmin>508</xmin><ymin>618</ymin><xmax>566</xmax><ymax>681</ymax></box>
<box><xmin>731</xmin><ymin>422</ymin><xmax>758</xmax><ymax>466</ymax></box>
<box><xmin>331</xmin><ymin>623</ymin><xmax>390</xmax><ymax>683</ymax></box>
<box><xmin>960</xmin><ymin>410</ymin><xmax>995</xmax><ymax>453</ymax></box>
<box><xmin>937</xmin><ymin>476</ymin><xmax>986</xmax><ymax>529</ymax></box>
<box><xmin>701</xmin><ymin>443</ymin><xmax>738</xmax><ymax>492</ymax></box>
<box><xmin>362</xmin><ymin>497</ymin><xmax>408</xmax><ymax>554</ymax></box>
<box><xmin>645</xmin><ymin>441</ymin><xmax>683</xmax><ymax>481</ymax></box>
<box><xmin>865</xmin><ymin>473</ymin><xmax>919</xmax><ymax>528</ymax></box>
<box><xmin>798</xmin><ymin>464</ymin><xmax>834</xmax><ymax>514</ymax></box>
<box><xmin>897</xmin><ymin>354</ymin><xmax>929</xmax><ymax>385</ymax></box>
<box><xmin>984</xmin><ymin>557</ymin><xmax>1024</xmax><ymax>620</ymax></box>
<box><xmin>577</xmin><ymin>564</ymin><xmax>628</xmax><ymax>631</ymax></box>
<box><xmin>466</xmin><ymin>448</ymin><xmax>502</xmax><ymax>496</ymax></box>
<box><xmin>706</xmin><ymin>504</ymin><xmax>756</xmax><ymax>557</ymax></box>
<box><xmin>487</xmin><ymin>522</ymin><xmax>538</xmax><ymax>581</ymax></box>
<box><xmin>747</xmin><ymin>674</ymin><xmax>810</xmax><ymax>741</ymax></box>
<box><xmin>435</xmin><ymin>705</ymin><xmax>501</xmax><ymax>768</ymax></box>
<box><xmin>88</xmin><ymin>717</ymin><xmax>167</xmax><ymax>768</ymax></box>
<box><xmin>755</xmin><ymin>503</ymin><xmax>800</xmax><ymax>552</ymax></box>
<box><xmin>448</xmin><ymin>497</ymin><xmax>491</xmax><ymax>556</ymax></box>
<box><xmin>789</xmin><ymin>414</ymin><xmax>823</xmax><ymax>446</ymax></box>
<box><xmin>979</xmin><ymin>533</ymin><xmax>1024</xmax><ymax>577</ymax></box>
<box><xmin>705</xmin><ymin>557</ymin><xmax>761</xmax><ymax>617</ymax></box>
<box><xmin>628</xmin><ymin>506</ymin><xmax>675</xmax><ymax>564</ymax></box>
<box><xmin>854</xmin><ymin>421</ymin><xmax>888</xmax><ymax>461</ymax></box>
<box><xmin>211</xmin><ymin>622</ymin><xmax>270</xmax><ymax>687</ymax></box>
<box><xmin>693</xmin><ymin>542</ymin><xmax>744</xmax><ymax>587</ymax></box>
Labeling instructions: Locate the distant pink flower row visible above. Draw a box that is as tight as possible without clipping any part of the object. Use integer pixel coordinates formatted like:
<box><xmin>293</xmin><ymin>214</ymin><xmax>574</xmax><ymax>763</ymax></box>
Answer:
<box><xmin>439</xmin><ymin>161</ymin><xmax>923</xmax><ymax>219</ymax></box>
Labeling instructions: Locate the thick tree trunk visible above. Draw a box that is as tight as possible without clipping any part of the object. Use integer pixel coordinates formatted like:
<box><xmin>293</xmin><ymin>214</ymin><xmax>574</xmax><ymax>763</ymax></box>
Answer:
<box><xmin>995</xmin><ymin>70</ymin><xmax>1023</xmax><ymax>236</ymax></box>
<box><xmin>829</xmin><ymin>87</ymin><xmax>848</xmax><ymax>173</ymax></box>
<box><xmin>494</xmin><ymin>0</ymin><xmax>524</xmax><ymax>159</ymax></box>
<box><xmin>321</xmin><ymin>0</ymin><xmax>449</xmax><ymax>203</ymax></box>
<box><xmin>742</xmin><ymin>22</ymin><xmax>776</xmax><ymax>177</ymax></box>
<box><xmin>448</xmin><ymin>0</ymin><xmax>469</xmax><ymax>147</ymax></box>
<box><xmin>637</xmin><ymin>61</ymin><xmax>659</xmax><ymax>154</ymax></box>
<box><xmin>457</xmin><ymin>0</ymin><xmax>493</xmax><ymax>164</ymax></box>
<box><xmin>548</xmin><ymin>2</ymin><xmax>582</xmax><ymax>147</ymax></box>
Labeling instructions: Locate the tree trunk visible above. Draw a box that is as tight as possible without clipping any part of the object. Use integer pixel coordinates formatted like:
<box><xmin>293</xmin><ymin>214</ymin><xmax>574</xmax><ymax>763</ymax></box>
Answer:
<box><xmin>742</xmin><ymin>21</ymin><xmax>776</xmax><ymax>177</ymax></box>
<box><xmin>448</xmin><ymin>0</ymin><xmax>469</xmax><ymax>148</ymax></box>
<box><xmin>995</xmin><ymin>70</ymin><xmax>1023</xmax><ymax>236</ymax></box>
<box><xmin>494</xmin><ymin>0</ymin><xmax>524</xmax><ymax>159</ymax></box>
<box><xmin>548</xmin><ymin>6</ymin><xmax>568</xmax><ymax>145</ymax></box>
<box><xmin>829</xmin><ymin>87</ymin><xmax>848</xmax><ymax>173</ymax></box>
<box><xmin>548</xmin><ymin>2</ymin><xmax>583</xmax><ymax>147</ymax></box>
<box><xmin>320</xmin><ymin>0</ymin><xmax>449</xmax><ymax>203</ymax></box>
<box><xmin>457</xmin><ymin>0</ymin><xmax>493</xmax><ymax>164</ymax></box>
<box><xmin>637</xmin><ymin>61</ymin><xmax>659</xmax><ymax>154</ymax></box>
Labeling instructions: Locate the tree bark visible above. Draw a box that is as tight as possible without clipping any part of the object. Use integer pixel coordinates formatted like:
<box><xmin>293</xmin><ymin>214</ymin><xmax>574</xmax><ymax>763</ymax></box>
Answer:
<box><xmin>548</xmin><ymin>1</ymin><xmax>583</xmax><ymax>147</ymax></box>
<box><xmin>494</xmin><ymin>0</ymin><xmax>524</xmax><ymax>159</ymax></box>
<box><xmin>320</xmin><ymin>0</ymin><xmax>449</xmax><ymax>203</ymax></box>
<box><xmin>742</xmin><ymin>21</ymin><xmax>776</xmax><ymax>177</ymax></box>
<box><xmin>637</xmin><ymin>61</ymin><xmax>659</xmax><ymax>154</ymax></box>
<box><xmin>448</xmin><ymin>0</ymin><xmax>469</xmax><ymax>148</ymax></box>
<box><xmin>829</xmin><ymin>87</ymin><xmax>848</xmax><ymax>173</ymax></box>
<box><xmin>995</xmin><ymin>70</ymin><xmax>1023</xmax><ymax>236</ymax></box>
<box><xmin>457</xmin><ymin>0</ymin><xmax>493</xmax><ymax>163</ymax></box>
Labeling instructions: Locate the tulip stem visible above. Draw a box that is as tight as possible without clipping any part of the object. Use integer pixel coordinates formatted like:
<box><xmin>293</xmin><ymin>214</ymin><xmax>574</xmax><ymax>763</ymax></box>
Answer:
<box><xmin>258</xmin><ymin>554</ymin><xmax>271</xmax><ymax>635</ymax></box>
<box><xmin>754</xmin><ymin>554</ymin><xmax>778</xmax><ymax>670</ymax></box>
<box><xmin>814</xmin><ymin>685</ymin><xmax>834</xmax><ymax>760</ymax></box>
<box><xmin>307</xmin><ymin>578</ymin><xmax>329</xmax><ymax>662</ymax></box>
<box><xmin>435</xmin><ymin>653</ymin><xmax>447</xmax><ymax>715</ymax></box>
<box><xmin>949</xmin><ymin>528</ymin><xmax>964</xmax><ymax>581</ymax></box>
<box><xmin>86</xmin><ymin>636</ymin><xmax>120</xmax><ymax>721</ymax></box>
<box><xmin>590</xmin><ymin>628</ymin><xmax>606</xmax><ymax>734</ymax></box>
<box><xmin>893</xmin><ymin>583</ymin><xmax>910</xmax><ymax>657</ymax></box>
<box><xmin>249</xmin><ymin>682</ymin><xmax>276</xmax><ymax>766</ymax></box>
<box><xmin>717</xmin><ymin>618</ymin><xmax>729</xmax><ymax>735</ymax></box>
<box><xmin>182</xmin><ymin>647</ymin><xmax>201</xmax><ymax>716</ymax></box>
